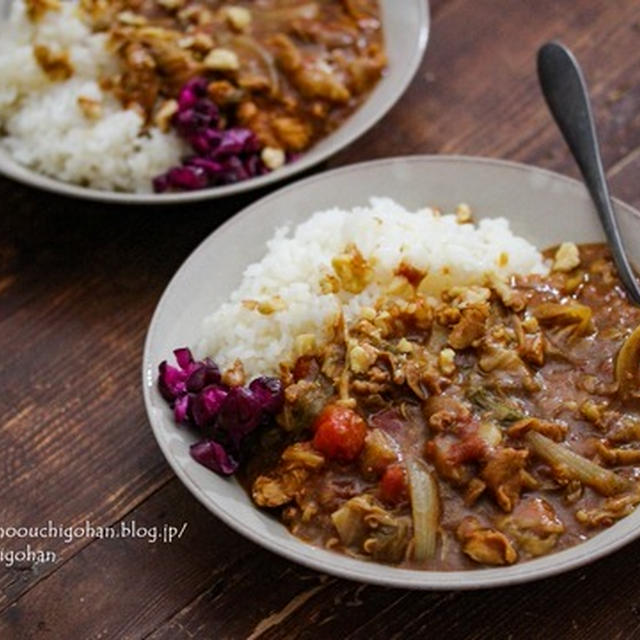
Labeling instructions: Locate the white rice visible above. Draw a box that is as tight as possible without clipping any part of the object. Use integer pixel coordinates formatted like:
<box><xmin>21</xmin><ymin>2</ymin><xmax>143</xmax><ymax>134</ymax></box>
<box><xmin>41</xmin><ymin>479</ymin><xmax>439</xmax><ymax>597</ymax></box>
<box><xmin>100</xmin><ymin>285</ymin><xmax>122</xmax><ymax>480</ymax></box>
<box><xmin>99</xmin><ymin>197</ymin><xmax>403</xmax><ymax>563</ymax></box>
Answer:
<box><xmin>0</xmin><ymin>0</ymin><xmax>186</xmax><ymax>192</ymax></box>
<box><xmin>203</xmin><ymin>197</ymin><xmax>549</xmax><ymax>376</ymax></box>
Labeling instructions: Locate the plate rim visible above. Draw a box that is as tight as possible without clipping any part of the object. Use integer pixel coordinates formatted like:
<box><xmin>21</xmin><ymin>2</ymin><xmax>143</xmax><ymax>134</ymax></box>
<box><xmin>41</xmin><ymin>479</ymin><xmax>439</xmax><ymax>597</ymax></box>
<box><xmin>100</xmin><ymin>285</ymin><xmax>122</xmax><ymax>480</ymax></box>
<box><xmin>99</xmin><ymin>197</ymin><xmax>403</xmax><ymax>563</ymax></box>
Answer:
<box><xmin>0</xmin><ymin>0</ymin><xmax>429</xmax><ymax>205</ymax></box>
<box><xmin>142</xmin><ymin>154</ymin><xmax>640</xmax><ymax>589</ymax></box>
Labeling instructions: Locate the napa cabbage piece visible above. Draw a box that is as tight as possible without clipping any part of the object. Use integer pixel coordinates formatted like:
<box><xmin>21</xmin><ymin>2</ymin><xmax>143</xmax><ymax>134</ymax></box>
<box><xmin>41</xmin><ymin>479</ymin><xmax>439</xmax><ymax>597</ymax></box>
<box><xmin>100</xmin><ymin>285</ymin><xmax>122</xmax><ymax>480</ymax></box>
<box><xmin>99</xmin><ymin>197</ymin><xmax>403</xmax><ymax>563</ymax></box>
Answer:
<box><xmin>407</xmin><ymin>460</ymin><xmax>440</xmax><ymax>562</ymax></box>
<box><xmin>615</xmin><ymin>325</ymin><xmax>640</xmax><ymax>399</ymax></box>
<box><xmin>330</xmin><ymin>494</ymin><xmax>410</xmax><ymax>563</ymax></box>
<box><xmin>525</xmin><ymin>431</ymin><xmax>630</xmax><ymax>496</ymax></box>
<box><xmin>468</xmin><ymin>387</ymin><xmax>525</xmax><ymax>423</ymax></box>
<box><xmin>531</xmin><ymin>302</ymin><xmax>593</xmax><ymax>336</ymax></box>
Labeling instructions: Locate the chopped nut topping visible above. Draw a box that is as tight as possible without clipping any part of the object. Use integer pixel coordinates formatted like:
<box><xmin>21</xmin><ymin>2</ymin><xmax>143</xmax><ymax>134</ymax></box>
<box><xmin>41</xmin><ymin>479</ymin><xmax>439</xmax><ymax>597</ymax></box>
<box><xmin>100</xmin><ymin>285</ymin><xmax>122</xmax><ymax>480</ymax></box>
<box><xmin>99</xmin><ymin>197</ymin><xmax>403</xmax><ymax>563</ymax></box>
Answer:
<box><xmin>33</xmin><ymin>45</ymin><xmax>74</xmax><ymax>81</ymax></box>
<box><xmin>272</xmin><ymin>116</ymin><xmax>311</xmax><ymax>151</ymax></box>
<box><xmin>242</xmin><ymin>296</ymin><xmax>287</xmax><ymax>315</ymax></box>
<box><xmin>77</xmin><ymin>95</ymin><xmax>102</xmax><ymax>119</ymax></box>
<box><xmin>154</xmin><ymin>99</ymin><xmax>178</xmax><ymax>132</ymax></box>
<box><xmin>177</xmin><ymin>35</ymin><xmax>195</xmax><ymax>48</ymax></box>
<box><xmin>261</xmin><ymin>147</ymin><xmax>286</xmax><ymax>170</ymax></box>
<box><xmin>225</xmin><ymin>6</ymin><xmax>252</xmax><ymax>31</ymax></box>
<box><xmin>438</xmin><ymin>347</ymin><xmax>456</xmax><ymax>375</ymax></box>
<box><xmin>332</xmin><ymin>244</ymin><xmax>373</xmax><ymax>294</ymax></box>
<box><xmin>295</xmin><ymin>334</ymin><xmax>317</xmax><ymax>357</ymax></box>
<box><xmin>553</xmin><ymin>242</ymin><xmax>581</xmax><ymax>272</ymax></box>
<box><xmin>117</xmin><ymin>10</ymin><xmax>147</xmax><ymax>25</ymax></box>
<box><xmin>203</xmin><ymin>48</ymin><xmax>240</xmax><ymax>71</ymax></box>
<box><xmin>455</xmin><ymin>203</ymin><xmax>472</xmax><ymax>224</ymax></box>
<box><xmin>446</xmin><ymin>285</ymin><xmax>491</xmax><ymax>309</ymax></box>
<box><xmin>386</xmin><ymin>275</ymin><xmax>414</xmax><ymax>300</ymax></box>
<box><xmin>157</xmin><ymin>0</ymin><xmax>184</xmax><ymax>11</ymax></box>
<box><xmin>25</xmin><ymin>0</ymin><xmax>60</xmax><ymax>21</ymax></box>
<box><xmin>349</xmin><ymin>343</ymin><xmax>377</xmax><ymax>373</ymax></box>
<box><xmin>221</xmin><ymin>359</ymin><xmax>245</xmax><ymax>386</ymax></box>
<box><xmin>360</xmin><ymin>306</ymin><xmax>376</xmax><ymax>321</ymax></box>
<box><xmin>191</xmin><ymin>32</ymin><xmax>215</xmax><ymax>52</ymax></box>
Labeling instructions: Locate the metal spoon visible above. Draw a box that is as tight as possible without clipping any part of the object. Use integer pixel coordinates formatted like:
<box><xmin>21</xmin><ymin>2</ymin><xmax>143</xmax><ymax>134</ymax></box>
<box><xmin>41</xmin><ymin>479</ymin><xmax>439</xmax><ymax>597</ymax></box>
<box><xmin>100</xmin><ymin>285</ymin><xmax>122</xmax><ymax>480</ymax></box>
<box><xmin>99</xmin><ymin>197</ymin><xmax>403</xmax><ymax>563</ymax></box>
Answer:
<box><xmin>537</xmin><ymin>41</ymin><xmax>640</xmax><ymax>304</ymax></box>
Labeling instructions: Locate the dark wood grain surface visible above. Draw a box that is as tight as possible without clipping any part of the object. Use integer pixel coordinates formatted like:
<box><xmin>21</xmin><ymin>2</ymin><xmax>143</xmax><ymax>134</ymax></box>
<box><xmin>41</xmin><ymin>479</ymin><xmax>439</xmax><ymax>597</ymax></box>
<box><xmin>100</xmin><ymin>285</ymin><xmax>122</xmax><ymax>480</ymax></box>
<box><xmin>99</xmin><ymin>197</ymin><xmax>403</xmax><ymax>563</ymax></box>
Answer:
<box><xmin>3</xmin><ymin>1</ymin><xmax>640</xmax><ymax>638</ymax></box>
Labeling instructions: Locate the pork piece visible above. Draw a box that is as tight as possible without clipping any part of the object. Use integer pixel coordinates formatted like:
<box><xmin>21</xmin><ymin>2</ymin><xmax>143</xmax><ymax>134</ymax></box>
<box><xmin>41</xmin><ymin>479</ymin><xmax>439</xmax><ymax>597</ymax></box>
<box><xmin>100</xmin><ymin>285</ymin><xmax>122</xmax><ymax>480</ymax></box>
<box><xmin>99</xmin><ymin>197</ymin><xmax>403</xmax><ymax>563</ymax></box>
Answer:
<box><xmin>236</xmin><ymin>100</ymin><xmax>282</xmax><ymax>148</ymax></box>
<box><xmin>487</xmin><ymin>274</ymin><xmax>527</xmax><ymax>312</ymax></box>
<box><xmin>447</xmin><ymin>306</ymin><xmax>488</xmax><ymax>349</ymax></box>
<box><xmin>403</xmin><ymin>358</ymin><xmax>443</xmax><ymax>398</ymax></box>
<box><xmin>576</xmin><ymin>487</ymin><xmax>640</xmax><ymax>527</ymax></box>
<box><xmin>518</xmin><ymin>332</ymin><xmax>545</xmax><ymax>367</ymax></box>
<box><xmin>478</xmin><ymin>343</ymin><xmax>536</xmax><ymax>392</ymax></box>
<box><xmin>507</xmin><ymin>417</ymin><xmax>568</xmax><ymax>442</ymax></box>
<box><xmin>270</xmin><ymin>33</ymin><xmax>351</xmax><ymax>103</ymax></box>
<box><xmin>272</xmin><ymin>116</ymin><xmax>312</xmax><ymax>151</ymax></box>
<box><xmin>480</xmin><ymin>448</ymin><xmax>532</xmax><ymax>512</ymax></box>
<box><xmin>425</xmin><ymin>429</ymin><xmax>486</xmax><ymax>485</ymax></box>
<box><xmin>347</xmin><ymin>52</ymin><xmax>386</xmax><ymax>93</ymax></box>
<box><xmin>456</xmin><ymin>516</ymin><xmax>517</xmax><ymax>565</ymax></box>
<box><xmin>594</xmin><ymin>441</ymin><xmax>640</xmax><ymax>466</ymax></box>
<box><xmin>291</xmin><ymin>18</ymin><xmax>358</xmax><ymax>48</ymax></box>
<box><xmin>463</xmin><ymin>477</ymin><xmax>487</xmax><ymax>506</ymax></box>
<box><xmin>608</xmin><ymin>416</ymin><xmax>640</xmax><ymax>443</ymax></box>
<box><xmin>331</xmin><ymin>494</ymin><xmax>410</xmax><ymax>563</ymax></box>
<box><xmin>252</xmin><ymin>442</ymin><xmax>324</xmax><ymax>507</ymax></box>
<box><xmin>498</xmin><ymin>497</ymin><xmax>564</xmax><ymax>556</ymax></box>
<box><xmin>512</xmin><ymin>314</ymin><xmax>545</xmax><ymax>366</ymax></box>
<box><xmin>423</xmin><ymin>395</ymin><xmax>471</xmax><ymax>432</ymax></box>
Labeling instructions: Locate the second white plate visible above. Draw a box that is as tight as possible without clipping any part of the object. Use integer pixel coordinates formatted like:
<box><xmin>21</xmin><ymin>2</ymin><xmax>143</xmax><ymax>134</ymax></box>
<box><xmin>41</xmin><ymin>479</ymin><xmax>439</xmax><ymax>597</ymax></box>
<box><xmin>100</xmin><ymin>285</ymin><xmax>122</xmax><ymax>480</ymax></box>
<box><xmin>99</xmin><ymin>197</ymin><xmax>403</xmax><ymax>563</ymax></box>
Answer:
<box><xmin>0</xmin><ymin>0</ymin><xmax>429</xmax><ymax>204</ymax></box>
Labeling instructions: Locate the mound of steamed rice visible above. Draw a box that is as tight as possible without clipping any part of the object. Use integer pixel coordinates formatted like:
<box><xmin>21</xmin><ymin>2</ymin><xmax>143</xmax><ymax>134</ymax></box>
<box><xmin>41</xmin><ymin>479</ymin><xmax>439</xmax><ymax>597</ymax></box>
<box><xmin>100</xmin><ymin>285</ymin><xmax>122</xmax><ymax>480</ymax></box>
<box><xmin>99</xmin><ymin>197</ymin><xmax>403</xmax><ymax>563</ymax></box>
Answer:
<box><xmin>0</xmin><ymin>0</ymin><xmax>185</xmax><ymax>192</ymax></box>
<box><xmin>202</xmin><ymin>198</ymin><xmax>549</xmax><ymax>376</ymax></box>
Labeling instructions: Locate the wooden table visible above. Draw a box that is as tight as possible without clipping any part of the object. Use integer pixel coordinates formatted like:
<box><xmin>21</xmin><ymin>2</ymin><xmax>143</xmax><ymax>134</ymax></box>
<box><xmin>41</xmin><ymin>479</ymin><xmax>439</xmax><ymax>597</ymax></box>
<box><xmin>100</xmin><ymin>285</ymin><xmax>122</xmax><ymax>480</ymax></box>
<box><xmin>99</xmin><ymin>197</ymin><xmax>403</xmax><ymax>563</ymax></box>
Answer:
<box><xmin>3</xmin><ymin>1</ymin><xmax>640</xmax><ymax>637</ymax></box>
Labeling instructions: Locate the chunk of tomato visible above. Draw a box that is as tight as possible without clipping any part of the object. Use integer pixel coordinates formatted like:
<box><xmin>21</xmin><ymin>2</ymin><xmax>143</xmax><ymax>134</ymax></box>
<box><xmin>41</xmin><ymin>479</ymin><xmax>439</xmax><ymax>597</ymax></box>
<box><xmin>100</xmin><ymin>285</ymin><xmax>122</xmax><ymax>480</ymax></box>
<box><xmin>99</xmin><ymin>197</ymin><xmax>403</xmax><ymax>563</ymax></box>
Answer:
<box><xmin>379</xmin><ymin>464</ymin><xmax>408</xmax><ymax>505</ymax></box>
<box><xmin>312</xmin><ymin>404</ymin><xmax>366</xmax><ymax>463</ymax></box>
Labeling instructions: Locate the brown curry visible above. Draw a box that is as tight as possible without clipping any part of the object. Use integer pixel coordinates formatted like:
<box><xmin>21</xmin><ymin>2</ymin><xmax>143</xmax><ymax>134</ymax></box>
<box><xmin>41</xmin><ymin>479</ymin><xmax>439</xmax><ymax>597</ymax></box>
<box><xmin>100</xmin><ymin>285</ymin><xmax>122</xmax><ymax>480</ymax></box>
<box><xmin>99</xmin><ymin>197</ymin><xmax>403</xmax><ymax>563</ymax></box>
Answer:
<box><xmin>81</xmin><ymin>0</ymin><xmax>386</xmax><ymax>153</ymax></box>
<box><xmin>242</xmin><ymin>244</ymin><xmax>640</xmax><ymax>569</ymax></box>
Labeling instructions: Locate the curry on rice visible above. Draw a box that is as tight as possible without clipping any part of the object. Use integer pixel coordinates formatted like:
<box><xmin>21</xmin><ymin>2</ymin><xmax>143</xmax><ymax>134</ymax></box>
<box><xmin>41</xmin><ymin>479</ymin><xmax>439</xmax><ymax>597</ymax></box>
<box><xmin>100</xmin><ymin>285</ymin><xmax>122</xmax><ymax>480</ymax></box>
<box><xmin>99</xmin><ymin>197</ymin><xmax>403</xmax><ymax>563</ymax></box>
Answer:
<box><xmin>157</xmin><ymin>200</ymin><xmax>640</xmax><ymax>570</ymax></box>
<box><xmin>241</xmin><ymin>243</ymin><xmax>640</xmax><ymax>569</ymax></box>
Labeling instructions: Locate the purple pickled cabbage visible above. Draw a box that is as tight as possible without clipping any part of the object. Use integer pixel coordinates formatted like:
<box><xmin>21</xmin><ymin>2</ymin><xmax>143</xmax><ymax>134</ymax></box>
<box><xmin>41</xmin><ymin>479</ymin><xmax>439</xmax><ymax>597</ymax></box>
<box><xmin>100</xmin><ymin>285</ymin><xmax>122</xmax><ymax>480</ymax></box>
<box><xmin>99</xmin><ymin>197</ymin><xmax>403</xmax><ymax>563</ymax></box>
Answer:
<box><xmin>212</xmin><ymin>128</ymin><xmax>258</xmax><ymax>156</ymax></box>
<box><xmin>157</xmin><ymin>346</ymin><xmax>288</xmax><ymax>478</ymax></box>
<box><xmin>186</xmin><ymin>157</ymin><xmax>224</xmax><ymax>176</ymax></box>
<box><xmin>152</xmin><ymin>174</ymin><xmax>170</xmax><ymax>193</ymax></box>
<box><xmin>173</xmin><ymin>394</ymin><xmax>190</xmax><ymax>424</ymax></box>
<box><xmin>190</xmin><ymin>440</ymin><xmax>238</xmax><ymax>476</ymax></box>
<box><xmin>191</xmin><ymin>385</ymin><xmax>228</xmax><ymax>429</ymax></box>
<box><xmin>216</xmin><ymin>386</ymin><xmax>262</xmax><ymax>448</ymax></box>
<box><xmin>164</xmin><ymin>166</ymin><xmax>208</xmax><ymax>191</ymax></box>
<box><xmin>174</xmin><ymin>347</ymin><xmax>193</xmax><ymax>370</ymax></box>
<box><xmin>152</xmin><ymin>76</ymin><xmax>286</xmax><ymax>193</ymax></box>
<box><xmin>177</xmin><ymin>77</ymin><xmax>209</xmax><ymax>110</ymax></box>
<box><xmin>186</xmin><ymin>357</ymin><xmax>221</xmax><ymax>392</ymax></box>
<box><xmin>158</xmin><ymin>360</ymin><xmax>187</xmax><ymax>401</ymax></box>
<box><xmin>158</xmin><ymin>347</ymin><xmax>219</xmax><ymax>410</ymax></box>
<box><xmin>249</xmin><ymin>377</ymin><xmax>284</xmax><ymax>414</ymax></box>
<box><xmin>217</xmin><ymin>156</ymin><xmax>249</xmax><ymax>183</ymax></box>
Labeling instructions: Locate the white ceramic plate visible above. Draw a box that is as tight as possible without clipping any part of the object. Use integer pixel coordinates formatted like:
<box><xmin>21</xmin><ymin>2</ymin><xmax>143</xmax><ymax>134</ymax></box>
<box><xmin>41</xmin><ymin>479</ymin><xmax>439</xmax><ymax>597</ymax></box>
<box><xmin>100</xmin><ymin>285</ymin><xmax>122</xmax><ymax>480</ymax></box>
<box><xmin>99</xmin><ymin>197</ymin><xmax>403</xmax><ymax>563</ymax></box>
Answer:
<box><xmin>0</xmin><ymin>0</ymin><xmax>428</xmax><ymax>204</ymax></box>
<box><xmin>143</xmin><ymin>155</ymin><xmax>640</xmax><ymax>589</ymax></box>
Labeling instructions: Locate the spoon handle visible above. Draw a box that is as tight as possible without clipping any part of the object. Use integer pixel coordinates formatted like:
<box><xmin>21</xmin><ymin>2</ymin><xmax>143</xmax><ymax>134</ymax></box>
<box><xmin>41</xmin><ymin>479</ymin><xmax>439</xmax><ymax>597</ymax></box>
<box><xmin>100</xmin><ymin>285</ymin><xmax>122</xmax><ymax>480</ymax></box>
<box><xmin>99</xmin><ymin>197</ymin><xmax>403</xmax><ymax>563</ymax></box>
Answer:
<box><xmin>537</xmin><ymin>41</ymin><xmax>640</xmax><ymax>304</ymax></box>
